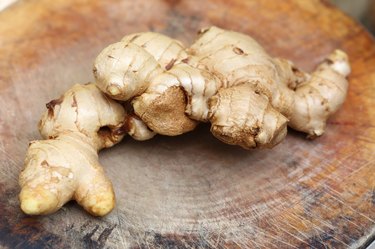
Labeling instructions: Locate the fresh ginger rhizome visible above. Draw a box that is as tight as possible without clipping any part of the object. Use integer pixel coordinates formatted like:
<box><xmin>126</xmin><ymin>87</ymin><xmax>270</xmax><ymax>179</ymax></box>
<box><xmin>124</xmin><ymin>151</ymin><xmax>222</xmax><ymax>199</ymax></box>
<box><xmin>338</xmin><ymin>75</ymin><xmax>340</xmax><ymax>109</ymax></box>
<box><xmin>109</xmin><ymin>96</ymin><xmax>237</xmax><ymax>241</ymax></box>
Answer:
<box><xmin>19</xmin><ymin>27</ymin><xmax>350</xmax><ymax>216</ymax></box>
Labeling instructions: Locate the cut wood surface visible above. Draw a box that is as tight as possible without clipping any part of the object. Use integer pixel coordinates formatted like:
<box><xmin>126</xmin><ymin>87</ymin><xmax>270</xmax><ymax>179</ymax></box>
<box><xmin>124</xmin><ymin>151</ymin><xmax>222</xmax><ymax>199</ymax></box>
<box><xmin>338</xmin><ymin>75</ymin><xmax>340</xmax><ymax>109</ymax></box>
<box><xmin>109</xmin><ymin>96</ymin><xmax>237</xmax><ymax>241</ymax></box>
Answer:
<box><xmin>0</xmin><ymin>0</ymin><xmax>374</xmax><ymax>248</ymax></box>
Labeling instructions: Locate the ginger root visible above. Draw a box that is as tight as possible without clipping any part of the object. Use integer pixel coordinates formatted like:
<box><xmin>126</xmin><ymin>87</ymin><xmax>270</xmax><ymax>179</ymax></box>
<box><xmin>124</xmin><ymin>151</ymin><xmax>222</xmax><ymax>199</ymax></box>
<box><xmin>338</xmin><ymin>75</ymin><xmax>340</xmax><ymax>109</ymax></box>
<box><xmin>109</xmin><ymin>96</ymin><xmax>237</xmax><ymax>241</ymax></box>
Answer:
<box><xmin>20</xmin><ymin>27</ymin><xmax>350</xmax><ymax>216</ymax></box>
<box><xmin>94</xmin><ymin>32</ymin><xmax>197</xmax><ymax>136</ymax></box>
<box><xmin>94</xmin><ymin>26</ymin><xmax>350</xmax><ymax>148</ymax></box>
<box><xmin>19</xmin><ymin>83</ymin><xmax>129</xmax><ymax>216</ymax></box>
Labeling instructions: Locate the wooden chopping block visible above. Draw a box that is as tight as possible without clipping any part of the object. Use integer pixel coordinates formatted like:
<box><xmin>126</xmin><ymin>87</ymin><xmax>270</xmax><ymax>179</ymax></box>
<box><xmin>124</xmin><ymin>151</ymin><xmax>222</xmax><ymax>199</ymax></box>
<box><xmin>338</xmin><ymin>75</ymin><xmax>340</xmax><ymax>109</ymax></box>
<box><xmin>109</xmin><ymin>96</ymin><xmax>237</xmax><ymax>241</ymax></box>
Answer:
<box><xmin>0</xmin><ymin>0</ymin><xmax>374</xmax><ymax>248</ymax></box>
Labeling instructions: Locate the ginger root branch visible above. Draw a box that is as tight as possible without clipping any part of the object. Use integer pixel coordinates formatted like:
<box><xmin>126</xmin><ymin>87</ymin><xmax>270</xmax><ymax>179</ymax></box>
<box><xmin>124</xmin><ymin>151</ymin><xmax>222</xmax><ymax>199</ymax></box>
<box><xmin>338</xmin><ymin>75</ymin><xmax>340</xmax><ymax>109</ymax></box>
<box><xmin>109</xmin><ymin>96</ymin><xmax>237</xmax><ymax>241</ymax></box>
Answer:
<box><xmin>20</xmin><ymin>83</ymin><xmax>125</xmax><ymax>216</ymax></box>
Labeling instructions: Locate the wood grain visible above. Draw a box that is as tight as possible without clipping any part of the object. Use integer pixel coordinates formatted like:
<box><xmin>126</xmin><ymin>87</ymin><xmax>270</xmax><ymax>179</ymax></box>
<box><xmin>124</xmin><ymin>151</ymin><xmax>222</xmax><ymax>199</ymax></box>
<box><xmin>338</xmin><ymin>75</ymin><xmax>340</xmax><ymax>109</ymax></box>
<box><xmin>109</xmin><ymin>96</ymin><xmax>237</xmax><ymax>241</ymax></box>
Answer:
<box><xmin>0</xmin><ymin>0</ymin><xmax>374</xmax><ymax>248</ymax></box>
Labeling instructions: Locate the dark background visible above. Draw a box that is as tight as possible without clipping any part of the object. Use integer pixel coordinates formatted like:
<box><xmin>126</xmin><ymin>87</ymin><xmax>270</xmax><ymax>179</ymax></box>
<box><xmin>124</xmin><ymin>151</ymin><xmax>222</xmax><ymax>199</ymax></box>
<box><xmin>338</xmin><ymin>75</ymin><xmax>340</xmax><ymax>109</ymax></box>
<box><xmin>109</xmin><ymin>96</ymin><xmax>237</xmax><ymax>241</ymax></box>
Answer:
<box><xmin>332</xmin><ymin>0</ymin><xmax>375</xmax><ymax>34</ymax></box>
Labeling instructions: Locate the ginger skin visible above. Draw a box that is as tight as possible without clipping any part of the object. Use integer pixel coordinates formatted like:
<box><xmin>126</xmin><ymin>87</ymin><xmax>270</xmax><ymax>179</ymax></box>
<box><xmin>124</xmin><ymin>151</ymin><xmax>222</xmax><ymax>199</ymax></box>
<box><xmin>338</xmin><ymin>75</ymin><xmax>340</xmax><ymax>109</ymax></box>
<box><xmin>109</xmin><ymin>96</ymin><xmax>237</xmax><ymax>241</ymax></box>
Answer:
<box><xmin>20</xmin><ymin>27</ymin><xmax>350</xmax><ymax>216</ymax></box>
<box><xmin>20</xmin><ymin>83</ymin><xmax>158</xmax><ymax>216</ymax></box>
<box><xmin>94</xmin><ymin>32</ymin><xmax>197</xmax><ymax>136</ymax></box>
<box><xmin>19</xmin><ymin>83</ymin><xmax>127</xmax><ymax>216</ymax></box>
<box><xmin>94</xmin><ymin>26</ymin><xmax>350</xmax><ymax>148</ymax></box>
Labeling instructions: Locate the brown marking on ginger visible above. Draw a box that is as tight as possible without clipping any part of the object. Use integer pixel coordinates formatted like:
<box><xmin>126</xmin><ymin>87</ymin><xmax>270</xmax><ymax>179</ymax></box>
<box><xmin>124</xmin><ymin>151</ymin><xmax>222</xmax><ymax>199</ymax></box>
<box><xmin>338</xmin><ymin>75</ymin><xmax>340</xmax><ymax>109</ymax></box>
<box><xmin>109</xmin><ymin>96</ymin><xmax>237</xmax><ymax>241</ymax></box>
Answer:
<box><xmin>128</xmin><ymin>34</ymin><xmax>140</xmax><ymax>43</ymax></box>
<box><xmin>46</xmin><ymin>96</ymin><xmax>63</xmax><ymax>118</ymax></box>
<box><xmin>41</xmin><ymin>160</ymin><xmax>49</xmax><ymax>168</ymax></box>
<box><xmin>165</xmin><ymin>58</ymin><xmax>176</xmax><ymax>71</ymax></box>
<box><xmin>113</xmin><ymin>125</ymin><xmax>127</xmax><ymax>136</ymax></box>
<box><xmin>233</xmin><ymin>47</ymin><xmax>246</xmax><ymax>55</ymax></box>
<box><xmin>198</xmin><ymin>27</ymin><xmax>209</xmax><ymax>35</ymax></box>
<box><xmin>118</xmin><ymin>117</ymin><xmax>135</xmax><ymax>135</ymax></box>
<box><xmin>92</xmin><ymin>66</ymin><xmax>98</xmax><ymax>78</ymax></box>
<box><xmin>291</xmin><ymin>66</ymin><xmax>299</xmax><ymax>73</ymax></box>
<box><xmin>97</xmin><ymin>126</ymin><xmax>117</xmax><ymax>143</ymax></box>
<box><xmin>71</xmin><ymin>94</ymin><xmax>77</xmax><ymax>108</ymax></box>
<box><xmin>325</xmin><ymin>58</ymin><xmax>334</xmax><ymax>65</ymax></box>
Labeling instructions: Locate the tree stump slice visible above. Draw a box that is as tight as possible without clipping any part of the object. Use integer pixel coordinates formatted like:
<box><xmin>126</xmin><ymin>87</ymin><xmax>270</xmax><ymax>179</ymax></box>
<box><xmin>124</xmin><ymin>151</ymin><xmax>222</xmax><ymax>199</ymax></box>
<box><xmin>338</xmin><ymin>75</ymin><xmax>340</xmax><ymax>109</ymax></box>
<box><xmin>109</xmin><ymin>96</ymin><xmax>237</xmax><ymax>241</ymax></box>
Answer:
<box><xmin>0</xmin><ymin>0</ymin><xmax>374</xmax><ymax>248</ymax></box>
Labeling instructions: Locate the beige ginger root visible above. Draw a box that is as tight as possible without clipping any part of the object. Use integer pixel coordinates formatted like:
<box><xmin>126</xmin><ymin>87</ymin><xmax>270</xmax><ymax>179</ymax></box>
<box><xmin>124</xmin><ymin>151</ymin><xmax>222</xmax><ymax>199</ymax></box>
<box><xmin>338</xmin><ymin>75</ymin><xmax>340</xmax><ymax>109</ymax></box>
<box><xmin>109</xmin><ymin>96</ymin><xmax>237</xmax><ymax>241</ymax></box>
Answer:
<box><xmin>94</xmin><ymin>26</ymin><xmax>350</xmax><ymax>148</ymax></box>
<box><xmin>94</xmin><ymin>32</ymin><xmax>197</xmax><ymax>136</ymax></box>
<box><xmin>20</xmin><ymin>27</ymin><xmax>350</xmax><ymax>216</ymax></box>
<box><xmin>19</xmin><ymin>83</ymin><xmax>130</xmax><ymax>216</ymax></box>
